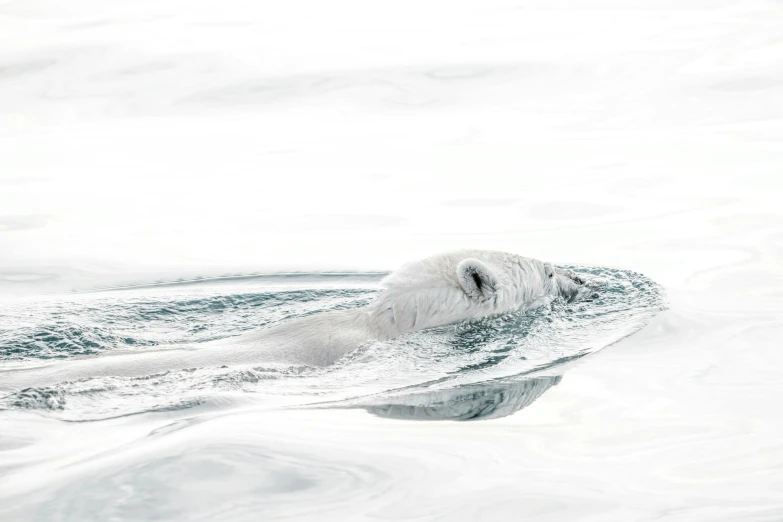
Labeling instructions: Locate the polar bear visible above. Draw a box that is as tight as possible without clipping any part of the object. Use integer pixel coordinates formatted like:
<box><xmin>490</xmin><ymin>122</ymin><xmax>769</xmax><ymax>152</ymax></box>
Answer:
<box><xmin>0</xmin><ymin>250</ymin><xmax>587</xmax><ymax>391</ymax></box>
<box><xmin>241</xmin><ymin>249</ymin><xmax>586</xmax><ymax>366</ymax></box>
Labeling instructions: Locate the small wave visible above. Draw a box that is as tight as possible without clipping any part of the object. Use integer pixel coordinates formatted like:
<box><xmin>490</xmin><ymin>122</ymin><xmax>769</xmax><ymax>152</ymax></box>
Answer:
<box><xmin>0</xmin><ymin>287</ymin><xmax>378</xmax><ymax>361</ymax></box>
<box><xmin>5</xmin><ymin>386</ymin><xmax>66</xmax><ymax>410</ymax></box>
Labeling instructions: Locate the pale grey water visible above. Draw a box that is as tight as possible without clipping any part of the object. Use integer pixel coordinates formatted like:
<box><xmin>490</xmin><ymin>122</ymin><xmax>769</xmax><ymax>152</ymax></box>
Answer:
<box><xmin>2</xmin><ymin>0</ymin><xmax>783</xmax><ymax>520</ymax></box>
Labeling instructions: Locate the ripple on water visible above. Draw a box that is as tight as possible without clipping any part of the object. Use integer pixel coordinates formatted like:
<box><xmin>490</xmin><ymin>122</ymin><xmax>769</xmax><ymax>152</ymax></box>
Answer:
<box><xmin>15</xmin><ymin>433</ymin><xmax>392</xmax><ymax>522</ymax></box>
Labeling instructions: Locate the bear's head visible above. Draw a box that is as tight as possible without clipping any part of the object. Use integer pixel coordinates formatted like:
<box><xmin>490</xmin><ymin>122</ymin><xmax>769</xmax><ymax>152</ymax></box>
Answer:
<box><xmin>370</xmin><ymin>250</ymin><xmax>586</xmax><ymax>336</ymax></box>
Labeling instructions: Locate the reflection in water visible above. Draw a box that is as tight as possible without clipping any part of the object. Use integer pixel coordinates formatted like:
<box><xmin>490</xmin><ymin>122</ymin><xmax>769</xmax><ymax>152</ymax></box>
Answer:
<box><xmin>360</xmin><ymin>375</ymin><xmax>561</xmax><ymax>421</ymax></box>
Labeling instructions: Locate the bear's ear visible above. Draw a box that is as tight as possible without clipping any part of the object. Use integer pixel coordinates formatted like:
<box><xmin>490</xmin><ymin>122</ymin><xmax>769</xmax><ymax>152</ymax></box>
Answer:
<box><xmin>457</xmin><ymin>258</ymin><xmax>498</xmax><ymax>300</ymax></box>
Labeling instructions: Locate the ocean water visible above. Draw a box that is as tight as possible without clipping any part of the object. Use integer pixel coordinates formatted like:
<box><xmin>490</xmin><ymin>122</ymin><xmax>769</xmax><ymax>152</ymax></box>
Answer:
<box><xmin>2</xmin><ymin>0</ymin><xmax>783</xmax><ymax>520</ymax></box>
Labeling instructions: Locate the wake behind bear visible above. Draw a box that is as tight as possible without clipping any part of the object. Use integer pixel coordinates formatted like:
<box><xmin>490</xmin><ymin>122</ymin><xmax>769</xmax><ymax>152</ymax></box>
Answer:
<box><xmin>0</xmin><ymin>250</ymin><xmax>589</xmax><ymax>391</ymax></box>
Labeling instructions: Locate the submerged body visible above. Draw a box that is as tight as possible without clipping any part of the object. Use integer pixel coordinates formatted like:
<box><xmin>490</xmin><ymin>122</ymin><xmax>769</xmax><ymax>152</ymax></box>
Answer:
<box><xmin>0</xmin><ymin>250</ymin><xmax>587</xmax><ymax>390</ymax></box>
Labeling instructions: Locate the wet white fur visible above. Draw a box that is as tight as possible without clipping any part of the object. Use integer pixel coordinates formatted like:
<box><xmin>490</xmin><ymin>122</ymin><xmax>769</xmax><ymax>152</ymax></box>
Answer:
<box><xmin>0</xmin><ymin>250</ymin><xmax>583</xmax><ymax>390</ymax></box>
<box><xmin>365</xmin><ymin>249</ymin><xmax>579</xmax><ymax>338</ymax></box>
